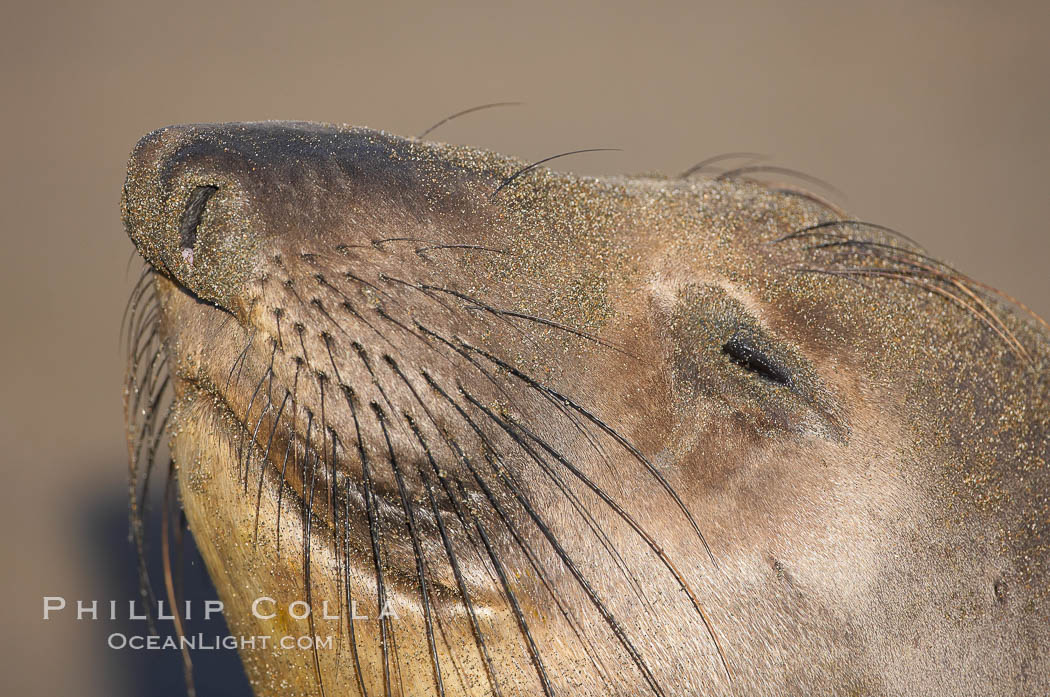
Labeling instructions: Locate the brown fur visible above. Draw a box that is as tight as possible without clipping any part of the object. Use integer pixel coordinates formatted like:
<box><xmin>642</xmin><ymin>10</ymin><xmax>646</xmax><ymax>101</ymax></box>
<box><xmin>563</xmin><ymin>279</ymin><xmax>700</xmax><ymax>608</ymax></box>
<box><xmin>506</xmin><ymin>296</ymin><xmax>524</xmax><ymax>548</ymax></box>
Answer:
<box><xmin>123</xmin><ymin>122</ymin><xmax>1049</xmax><ymax>696</ymax></box>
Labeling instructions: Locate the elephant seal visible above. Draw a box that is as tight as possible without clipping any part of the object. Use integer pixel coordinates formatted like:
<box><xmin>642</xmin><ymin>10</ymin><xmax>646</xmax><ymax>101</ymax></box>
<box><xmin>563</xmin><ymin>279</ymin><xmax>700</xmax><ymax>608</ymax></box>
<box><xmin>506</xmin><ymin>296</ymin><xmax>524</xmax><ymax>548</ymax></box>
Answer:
<box><xmin>121</xmin><ymin>122</ymin><xmax>1049</xmax><ymax>696</ymax></box>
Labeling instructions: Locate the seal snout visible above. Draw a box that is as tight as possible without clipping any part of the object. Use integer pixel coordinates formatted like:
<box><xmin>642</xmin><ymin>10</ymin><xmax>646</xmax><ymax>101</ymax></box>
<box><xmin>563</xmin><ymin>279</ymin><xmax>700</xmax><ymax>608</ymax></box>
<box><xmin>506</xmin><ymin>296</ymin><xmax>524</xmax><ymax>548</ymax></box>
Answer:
<box><xmin>122</xmin><ymin>125</ymin><xmax>260</xmax><ymax>316</ymax></box>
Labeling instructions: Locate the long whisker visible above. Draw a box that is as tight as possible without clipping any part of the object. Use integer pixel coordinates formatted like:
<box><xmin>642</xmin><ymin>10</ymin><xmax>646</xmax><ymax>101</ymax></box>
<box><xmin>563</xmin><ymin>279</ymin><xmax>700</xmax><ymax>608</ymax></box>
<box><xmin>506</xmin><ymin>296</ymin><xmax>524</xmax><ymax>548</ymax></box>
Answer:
<box><xmin>253</xmin><ymin>390</ymin><xmax>289</xmax><ymax>546</ymax></box>
<box><xmin>120</xmin><ymin>266</ymin><xmax>154</xmax><ymax>348</ymax></box>
<box><xmin>716</xmin><ymin>165</ymin><xmax>845</xmax><ymax>201</ymax></box>
<box><xmin>162</xmin><ymin>457</ymin><xmax>196</xmax><ymax>697</ymax></box>
<box><xmin>455</xmin><ymin>476</ymin><xmax>555</xmax><ymax>697</ymax></box>
<box><xmin>225</xmin><ymin>334</ymin><xmax>255</xmax><ymax>391</ymax></box>
<box><xmin>237</xmin><ymin>343</ymin><xmax>276</xmax><ymax>481</ymax></box>
<box><xmin>421</xmin><ymin>374</ymin><xmax>666</xmax><ymax>697</ymax></box>
<box><xmin>427</xmin><ymin>370</ymin><xmax>655</xmax><ymax>614</ymax></box>
<box><xmin>417</xmin><ymin>101</ymin><xmax>522</xmax><ymax>140</ymax></box>
<box><xmin>459</xmin><ymin>339</ymin><xmax>717</xmax><ymax>565</ymax></box>
<box><xmin>374</xmin><ymin>406</ymin><xmax>447</xmax><ymax>697</ymax></box>
<box><xmin>490</xmin><ymin>149</ymin><xmax>620</xmax><ymax>200</ymax></box>
<box><xmin>418</xmin><ymin>323</ymin><xmax>614</xmax><ymax>470</ymax></box>
<box><xmin>414</xmin><ymin>243</ymin><xmax>512</xmax><ymax>258</ymax></box>
<box><xmin>774</xmin><ymin>219</ymin><xmax>922</xmax><ymax>249</ymax></box>
<box><xmin>771</xmin><ymin>187</ymin><xmax>848</xmax><ymax>218</ymax></box>
<box><xmin>411</xmin><ymin>426</ymin><xmax>506</xmax><ymax>697</ymax></box>
<box><xmin>302</xmin><ymin>443</ymin><xmax>328</xmax><ymax>697</ymax></box>
<box><xmin>807</xmin><ymin>239</ymin><xmax>1041</xmax><ymax>358</ymax></box>
<box><xmin>404</xmin><ymin>414</ymin><xmax>614</xmax><ymax>687</ymax></box>
<box><xmin>796</xmin><ymin>267</ymin><xmax>1031</xmax><ymax>363</ymax></box>
<box><xmin>419</xmin><ymin>283</ymin><xmax>631</xmax><ymax>356</ymax></box>
<box><xmin>275</xmin><ymin>359</ymin><xmax>302</xmax><ymax>555</ymax></box>
<box><xmin>343</xmin><ymin>389</ymin><xmax>394</xmax><ymax>697</ymax></box>
<box><xmin>332</xmin><ymin>435</ymin><xmax>370</xmax><ymax>697</ymax></box>
<box><xmin>679</xmin><ymin>152</ymin><xmax>767</xmax><ymax>179</ymax></box>
<box><xmin>463</xmin><ymin>387</ymin><xmax>732</xmax><ymax>681</ymax></box>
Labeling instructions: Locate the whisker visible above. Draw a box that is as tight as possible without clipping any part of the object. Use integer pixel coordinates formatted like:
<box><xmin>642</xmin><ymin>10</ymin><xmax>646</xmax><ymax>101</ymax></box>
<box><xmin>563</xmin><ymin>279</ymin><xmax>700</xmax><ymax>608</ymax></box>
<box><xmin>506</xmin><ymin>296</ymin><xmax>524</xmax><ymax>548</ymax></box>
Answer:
<box><xmin>275</xmin><ymin>359</ymin><xmax>302</xmax><ymax>555</ymax></box>
<box><xmin>332</xmin><ymin>435</ymin><xmax>370</xmax><ymax>697</ymax></box>
<box><xmin>237</xmin><ymin>344</ymin><xmax>276</xmax><ymax>482</ymax></box>
<box><xmin>410</xmin><ymin>323</ymin><xmax>517</xmax><ymax>406</ymax></box>
<box><xmin>771</xmin><ymin>187</ymin><xmax>848</xmax><ymax>218</ymax></box>
<box><xmin>417</xmin><ymin>101</ymin><xmax>522</xmax><ymax>140</ymax></box>
<box><xmin>414</xmin><ymin>244</ymin><xmax>512</xmax><ymax>259</ymax></box>
<box><xmin>809</xmin><ymin>239</ymin><xmax>1046</xmax><ymax>352</ymax></box>
<box><xmin>374</xmin><ymin>406</ymin><xmax>447</xmax><ymax>697</ymax></box>
<box><xmin>464</xmin><ymin>388</ymin><xmax>731</xmax><ymax>681</ymax></box>
<box><xmin>774</xmin><ymin>219</ymin><xmax>922</xmax><ymax>250</ymax></box>
<box><xmin>373</xmin><ymin>307</ymin><xmax>455</xmax><ymax>365</ymax></box>
<box><xmin>253</xmin><ymin>390</ymin><xmax>289</xmax><ymax>546</ymax></box>
<box><xmin>380</xmin><ymin>275</ymin><xmax>463</xmax><ymax>317</ymax></box>
<box><xmin>420</xmin><ymin>323</ymin><xmax>615</xmax><ymax>470</ymax></box>
<box><xmin>716</xmin><ymin>165</ymin><xmax>845</xmax><ymax>202</ymax></box>
<box><xmin>490</xmin><ymin>149</ymin><xmax>620</xmax><ymax>200</ymax></box>
<box><xmin>129</xmin><ymin>309</ymin><xmax>159</xmax><ymax>364</ymax></box>
<box><xmin>410</xmin><ymin>426</ymin><xmax>506</xmax><ymax>697</ymax></box>
<box><xmin>420</xmin><ymin>283</ymin><xmax>623</xmax><ymax>355</ymax></box>
<box><xmin>120</xmin><ymin>267</ymin><xmax>154</xmax><ymax>348</ymax></box>
<box><xmin>456</xmin><ymin>475</ymin><xmax>555</xmax><ymax>697</ymax></box>
<box><xmin>421</xmin><ymin>374</ymin><xmax>666</xmax><ymax>696</ymax></box>
<box><xmin>796</xmin><ymin>267</ymin><xmax>1032</xmax><ymax>364</ymax></box>
<box><xmin>302</xmin><ymin>446</ymin><xmax>328</xmax><ymax>697</ymax></box>
<box><xmin>679</xmin><ymin>152</ymin><xmax>767</xmax><ymax>179</ymax></box>
<box><xmin>226</xmin><ymin>333</ymin><xmax>255</xmax><ymax>392</ymax></box>
<box><xmin>311</xmin><ymin>279</ymin><xmax>402</xmax><ymax>352</ymax></box>
<box><xmin>162</xmin><ymin>457</ymin><xmax>196</xmax><ymax>697</ymax></box>
<box><xmin>432</xmin><ymin>373</ymin><xmax>655</xmax><ymax>614</ymax></box>
<box><xmin>404</xmin><ymin>415</ymin><xmax>613</xmax><ymax>687</ymax></box>
<box><xmin>459</xmin><ymin>340</ymin><xmax>718</xmax><ymax>565</ymax></box>
<box><xmin>350</xmin><ymin>342</ymin><xmax>402</xmax><ymax>434</ymax></box>
<box><xmin>343</xmin><ymin>390</ymin><xmax>394</xmax><ymax>697</ymax></box>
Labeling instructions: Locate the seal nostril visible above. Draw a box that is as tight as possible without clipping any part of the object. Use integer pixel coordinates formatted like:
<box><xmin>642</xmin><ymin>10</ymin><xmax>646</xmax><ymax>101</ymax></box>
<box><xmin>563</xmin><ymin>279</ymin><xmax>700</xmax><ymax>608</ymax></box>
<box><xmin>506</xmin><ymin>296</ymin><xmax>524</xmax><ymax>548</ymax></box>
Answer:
<box><xmin>178</xmin><ymin>185</ymin><xmax>219</xmax><ymax>267</ymax></box>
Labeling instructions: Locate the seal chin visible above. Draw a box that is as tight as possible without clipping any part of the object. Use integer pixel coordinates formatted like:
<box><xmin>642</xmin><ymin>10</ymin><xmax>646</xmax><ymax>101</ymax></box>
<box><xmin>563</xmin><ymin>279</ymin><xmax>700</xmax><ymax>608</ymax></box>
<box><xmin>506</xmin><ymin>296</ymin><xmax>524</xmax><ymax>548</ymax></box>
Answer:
<box><xmin>158</xmin><ymin>287</ymin><xmax>495</xmax><ymax>604</ymax></box>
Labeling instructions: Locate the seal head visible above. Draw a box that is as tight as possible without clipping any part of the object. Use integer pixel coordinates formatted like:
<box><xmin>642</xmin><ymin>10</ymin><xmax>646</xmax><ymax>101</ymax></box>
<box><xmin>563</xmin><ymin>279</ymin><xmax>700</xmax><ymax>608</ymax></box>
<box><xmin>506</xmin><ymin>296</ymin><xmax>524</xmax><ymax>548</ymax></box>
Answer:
<box><xmin>123</xmin><ymin>122</ymin><xmax>1050</xmax><ymax>696</ymax></box>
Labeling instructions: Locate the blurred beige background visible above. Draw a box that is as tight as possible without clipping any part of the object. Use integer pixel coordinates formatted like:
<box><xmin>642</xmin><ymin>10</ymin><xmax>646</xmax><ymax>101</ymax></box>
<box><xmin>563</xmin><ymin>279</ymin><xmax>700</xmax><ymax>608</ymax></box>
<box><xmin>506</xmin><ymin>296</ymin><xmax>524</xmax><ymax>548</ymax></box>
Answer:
<box><xmin>2</xmin><ymin>1</ymin><xmax>1047</xmax><ymax>695</ymax></box>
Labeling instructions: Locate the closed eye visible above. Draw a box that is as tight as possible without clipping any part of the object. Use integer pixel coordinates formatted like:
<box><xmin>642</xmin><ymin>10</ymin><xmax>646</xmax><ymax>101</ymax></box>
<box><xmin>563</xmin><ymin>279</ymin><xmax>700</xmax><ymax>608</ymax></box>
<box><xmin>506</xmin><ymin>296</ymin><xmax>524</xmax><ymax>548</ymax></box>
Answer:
<box><xmin>722</xmin><ymin>334</ymin><xmax>792</xmax><ymax>386</ymax></box>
